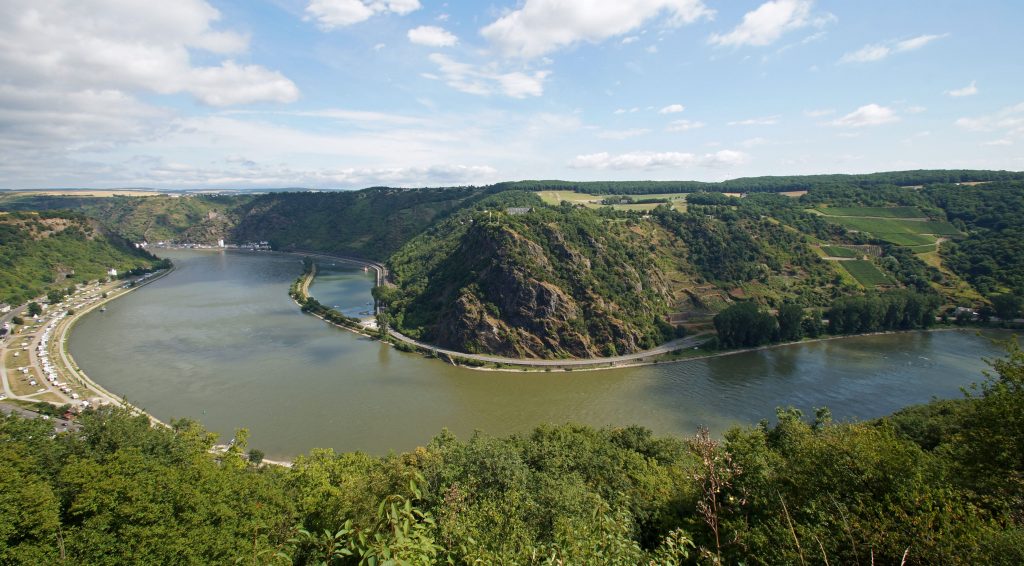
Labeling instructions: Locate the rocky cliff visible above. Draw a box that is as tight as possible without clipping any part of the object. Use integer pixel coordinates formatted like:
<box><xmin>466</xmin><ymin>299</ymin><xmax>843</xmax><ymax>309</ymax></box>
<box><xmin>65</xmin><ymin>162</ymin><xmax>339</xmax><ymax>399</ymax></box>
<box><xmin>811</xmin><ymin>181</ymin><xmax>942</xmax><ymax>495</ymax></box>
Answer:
<box><xmin>387</xmin><ymin>199</ymin><xmax>676</xmax><ymax>359</ymax></box>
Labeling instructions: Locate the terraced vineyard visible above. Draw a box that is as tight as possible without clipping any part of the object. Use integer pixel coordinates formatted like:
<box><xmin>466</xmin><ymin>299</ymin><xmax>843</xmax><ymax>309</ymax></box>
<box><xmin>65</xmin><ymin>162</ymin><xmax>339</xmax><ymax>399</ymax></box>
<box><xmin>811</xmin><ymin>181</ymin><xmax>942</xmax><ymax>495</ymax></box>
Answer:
<box><xmin>814</xmin><ymin>207</ymin><xmax>961</xmax><ymax>248</ymax></box>
<box><xmin>817</xmin><ymin>206</ymin><xmax>924</xmax><ymax>218</ymax></box>
<box><xmin>826</xmin><ymin>216</ymin><xmax>960</xmax><ymax>236</ymax></box>
<box><xmin>821</xmin><ymin>245</ymin><xmax>860</xmax><ymax>258</ymax></box>
<box><xmin>840</xmin><ymin>260</ymin><xmax>892</xmax><ymax>287</ymax></box>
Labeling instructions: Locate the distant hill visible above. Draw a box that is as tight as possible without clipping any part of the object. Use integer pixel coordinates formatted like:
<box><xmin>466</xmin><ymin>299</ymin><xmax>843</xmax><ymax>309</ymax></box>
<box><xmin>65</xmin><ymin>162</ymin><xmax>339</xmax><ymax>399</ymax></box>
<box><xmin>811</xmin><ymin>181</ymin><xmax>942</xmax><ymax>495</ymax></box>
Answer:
<box><xmin>231</xmin><ymin>187</ymin><xmax>493</xmax><ymax>260</ymax></box>
<box><xmin>494</xmin><ymin>169</ymin><xmax>1024</xmax><ymax>195</ymax></box>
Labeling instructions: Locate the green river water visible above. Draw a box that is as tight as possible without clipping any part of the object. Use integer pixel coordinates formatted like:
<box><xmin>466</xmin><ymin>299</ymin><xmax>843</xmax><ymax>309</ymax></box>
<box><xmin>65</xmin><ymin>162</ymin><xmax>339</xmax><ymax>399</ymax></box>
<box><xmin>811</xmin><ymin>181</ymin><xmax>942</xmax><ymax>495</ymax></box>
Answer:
<box><xmin>69</xmin><ymin>250</ymin><xmax>1009</xmax><ymax>460</ymax></box>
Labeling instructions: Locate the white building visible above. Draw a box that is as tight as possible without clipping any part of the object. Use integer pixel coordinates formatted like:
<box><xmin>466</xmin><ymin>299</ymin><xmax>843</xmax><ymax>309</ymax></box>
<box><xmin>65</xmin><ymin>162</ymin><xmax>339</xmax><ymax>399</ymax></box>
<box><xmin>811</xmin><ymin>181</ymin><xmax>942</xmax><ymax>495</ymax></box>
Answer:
<box><xmin>107</xmin><ymin>268</ymin><xmax>118</xmax><ymax>277</ymax></box>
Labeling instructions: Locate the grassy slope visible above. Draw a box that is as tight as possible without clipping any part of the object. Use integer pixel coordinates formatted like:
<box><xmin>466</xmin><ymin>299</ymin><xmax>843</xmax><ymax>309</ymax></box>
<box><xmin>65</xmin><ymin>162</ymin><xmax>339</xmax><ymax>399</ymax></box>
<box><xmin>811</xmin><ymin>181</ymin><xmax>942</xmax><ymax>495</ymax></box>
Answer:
<box><xmin>0</xmin><ymin>212</ymin><xmax>161</xmax><ymax>305</ymax></box>
<box><xmin>841</xmin><ymin>260</ymin><xmax>891</xmax><ymax>287</ymax></box>
<box><xmin>817</xmin><ymin>205</ymin><xmax>924</xmax><ymax>217</ymax></box>
<box><xmin>823</xmin><ymin>216</ymin><xmax>960</xmax><ymax>236</ymax></box>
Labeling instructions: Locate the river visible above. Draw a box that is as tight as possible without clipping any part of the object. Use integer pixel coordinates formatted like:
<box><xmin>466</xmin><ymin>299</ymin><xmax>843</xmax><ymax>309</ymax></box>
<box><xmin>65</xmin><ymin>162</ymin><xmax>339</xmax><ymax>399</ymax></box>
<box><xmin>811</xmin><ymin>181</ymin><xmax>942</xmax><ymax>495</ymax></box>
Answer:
<box><xmin>69</xmin><ymin>250</ymin><xmax>1010</xmax><ymax>460</ymax></box>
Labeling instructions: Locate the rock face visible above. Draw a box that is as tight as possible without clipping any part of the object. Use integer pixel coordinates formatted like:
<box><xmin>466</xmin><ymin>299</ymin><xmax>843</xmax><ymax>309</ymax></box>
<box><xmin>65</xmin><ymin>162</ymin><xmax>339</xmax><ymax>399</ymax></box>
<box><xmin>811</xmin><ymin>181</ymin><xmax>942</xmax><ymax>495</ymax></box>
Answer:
<box><xmin>392</xmin><ymin>208</ymin><xmax>674</xmax><ymax>359</ymax></box>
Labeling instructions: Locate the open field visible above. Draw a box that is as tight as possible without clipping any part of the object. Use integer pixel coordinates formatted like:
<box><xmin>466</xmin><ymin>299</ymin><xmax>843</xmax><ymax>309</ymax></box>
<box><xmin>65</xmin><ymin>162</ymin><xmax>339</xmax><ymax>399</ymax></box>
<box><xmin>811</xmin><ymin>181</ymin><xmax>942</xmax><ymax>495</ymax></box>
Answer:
<box><xmin>821</xmin><ymin>245</ymin><xmax>859</xmax><ymax>258</ymax></box>
<box><xmin>840</xmin><ymin>260</ymin><xmax>891</xmax><ymax>287</ymax></box>
<box><xmin>4</xmin><ymin>350</ymin><xmax>39</xmax><ymax>396</ymax></box>
<box><xmin>816</xmin><ymin>206</ymin><xmax>924</xmax><ymax>218</ymax></box>
<box><xmin>536</xmin><ymin>190</ymin><xmax>686</xmax><ymax>212</ymax></box>
<box><xmin>873</xmin><ymin>233</ymin><xmax>938</xmax><ymax>246</ymax></box>
<box><xmin>536</xmin><ymin>190</ymin><xmax>601</xmax><ymax>205</ymax></box>
<box><xmin>916</xmin><ymin>251</ymin><xmax>943</xmax><ymax>269</ymax></box>
<box><xmin>825</xmin><ymin>216</ymin><xmax>960</xmax><ymax>236</ymax></box>
<box><xmin>610</xmin><ymin>203</ymin><xmax>663</xmax><ymax>211</ymax></box>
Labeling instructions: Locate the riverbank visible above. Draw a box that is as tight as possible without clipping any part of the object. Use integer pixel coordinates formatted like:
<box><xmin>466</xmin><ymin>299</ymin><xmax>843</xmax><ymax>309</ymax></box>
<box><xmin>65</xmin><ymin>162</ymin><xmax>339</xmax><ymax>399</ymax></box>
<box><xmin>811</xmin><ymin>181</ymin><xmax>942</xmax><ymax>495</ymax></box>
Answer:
<box><xmin>52</xmin><ymin>268</ymin><xmax>175</xmax><ymax>422</ymax></box>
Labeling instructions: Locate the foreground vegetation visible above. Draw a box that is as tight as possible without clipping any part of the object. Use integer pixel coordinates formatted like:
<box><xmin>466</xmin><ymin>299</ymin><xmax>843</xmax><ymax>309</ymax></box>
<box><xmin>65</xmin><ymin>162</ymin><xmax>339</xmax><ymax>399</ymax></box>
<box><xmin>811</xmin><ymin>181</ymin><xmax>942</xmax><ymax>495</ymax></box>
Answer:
<box><xmin>1</xmin><ymin>342</ymin><xmax>1021</xmax><ymax>564</ymax></box>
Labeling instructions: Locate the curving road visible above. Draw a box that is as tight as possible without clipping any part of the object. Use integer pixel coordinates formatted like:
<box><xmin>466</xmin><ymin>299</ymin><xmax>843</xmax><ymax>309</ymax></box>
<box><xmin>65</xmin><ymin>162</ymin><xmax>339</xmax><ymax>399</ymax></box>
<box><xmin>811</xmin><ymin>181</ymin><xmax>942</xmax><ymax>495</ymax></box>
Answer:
<box><xmin>384</xmin><ymin>328</ymin><xmax>706</xmax><ymax>368</ymax></box>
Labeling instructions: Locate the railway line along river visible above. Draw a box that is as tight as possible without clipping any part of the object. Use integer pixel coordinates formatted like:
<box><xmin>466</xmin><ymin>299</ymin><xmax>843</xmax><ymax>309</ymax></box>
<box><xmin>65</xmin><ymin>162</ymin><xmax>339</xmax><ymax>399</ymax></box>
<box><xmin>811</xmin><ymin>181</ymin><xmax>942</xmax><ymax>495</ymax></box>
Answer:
<box><xmin>69</xmin><ymin>249</ymin><xmax>1011</xmax><ymax>461</ymax></box>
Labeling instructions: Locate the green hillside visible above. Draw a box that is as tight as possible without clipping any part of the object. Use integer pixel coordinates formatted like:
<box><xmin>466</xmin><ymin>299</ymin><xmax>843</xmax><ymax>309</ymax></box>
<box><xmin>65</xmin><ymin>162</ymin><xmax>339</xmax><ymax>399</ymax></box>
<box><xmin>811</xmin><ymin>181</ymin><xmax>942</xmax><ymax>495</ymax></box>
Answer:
<box><xmin>0</xmin><ymin>211</ymin><xmax>165</xmax><ymax>305</ymax></box>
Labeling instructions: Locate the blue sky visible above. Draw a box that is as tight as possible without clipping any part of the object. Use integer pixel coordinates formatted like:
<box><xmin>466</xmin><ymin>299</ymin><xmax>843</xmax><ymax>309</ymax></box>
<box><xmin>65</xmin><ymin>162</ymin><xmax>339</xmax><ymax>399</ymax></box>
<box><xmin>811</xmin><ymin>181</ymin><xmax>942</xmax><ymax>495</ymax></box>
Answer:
<box><xmin>1</xmin><ymin>0</ymin><xmax>1022</xmax><ymax>189</ymax></box>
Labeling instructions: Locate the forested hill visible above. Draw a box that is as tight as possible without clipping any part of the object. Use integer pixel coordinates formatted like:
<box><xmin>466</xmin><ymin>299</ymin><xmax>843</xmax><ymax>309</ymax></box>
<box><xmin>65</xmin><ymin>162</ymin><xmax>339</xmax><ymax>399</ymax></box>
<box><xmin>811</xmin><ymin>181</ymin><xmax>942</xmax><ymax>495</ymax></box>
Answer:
<box><xmin>0</xmin><ymin>211</ymin><xmax>164</xmax><ymax>305</ymax></box>
<box><xmin>231</xmin><ymin>187</ymin><xmax>494</xmax><ymax>260</ymax></box>
<box><xmin>384</xmin><ymin>192</ymin><xmax>678</xmax><ymax>358</ymax></box>
<box><xmin>494</xmin><ymin>169</ymin><xmax>1024</xmax><ymax>195</ymax></box>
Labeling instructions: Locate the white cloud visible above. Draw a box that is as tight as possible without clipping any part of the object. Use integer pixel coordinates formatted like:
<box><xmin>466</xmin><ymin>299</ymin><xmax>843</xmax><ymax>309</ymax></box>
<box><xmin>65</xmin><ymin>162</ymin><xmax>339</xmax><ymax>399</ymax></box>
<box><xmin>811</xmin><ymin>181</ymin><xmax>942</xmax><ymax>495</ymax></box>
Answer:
<box><xmin>408</xmin><ymin>26</ymin><xmax>459</xmax><ymax>47</ymax></box>
<box><xmin>954</xmin><ymin>102</ymin><xmax>1024</xmax><ymax>139</ymax></box>
<box><xmin>659</xmin><ymin>104</ymin><xmax>686</xmax><ymax>114</ymax></box>
<box><xmin>0</xmin><ymin>0</ymin><xmax>298</xmax><ymax>107</ymax></box>
<box><xmin>829</xmin><ymin>104</ymin><xmax>899</xmax><ymax>127</ymax></box>
<box><xmin>570</xmin><ymin>149</ymin><xmax>747</xmax><ymax>170</ymax></box>
<box><xmin>621</xmin><ymin>36</ymin><xmax>639</xmax><ymax>45</ymax></box>
<box><xmin>305</xmin><ymin>0</ymin><xmax>421</xmax><ymax>29</ymax></box>
<box><xmin>709</xmin><ymin>0</ymin><xmax>832</xmax><ymax>48</ymax></box>
<box><xmin>426</xmin><ymin>54</ymin><xmax>550</xmax><ymax>98</ymax></box>
<box><xmin>481</xmin><ymin>0</ymin><xmax>714</xmax><ymax>59</ymax></box>
<box><xmin>0</xmin><ymin>86</ymin><xmax>171</xmax><ymax>155</ymax></box>
<box><xmin>947</xmin><ymin>81</ymin><xmax>978</xmax><ymax>97</ymax></box>
<box><xmin>0</xmin><ymin>103</ymin><xmax>527</xmax><ymax>188</ymax></box>
<box><xmin>187</xmin><ymin>62</ymin><xmax>300</xmax><ymax>107</ymax></box>
<box><xmin>895</xmin><ymin>35</ymin><xmax>942</xmax><ymax>51</ymax></box>
<box><xmin>728</xmin><ymin>115</ymin><xmax>780</xmax><ymax>126</ymax></box>
<box><xmin>665</xmin><ymin>119</ymin><xmax>705</xmax><ymax>132</ymax></box>
<box><xmin>840</xmin><ymin>34</ymin><xmax>946</xmax><ymax>63</ymax></box>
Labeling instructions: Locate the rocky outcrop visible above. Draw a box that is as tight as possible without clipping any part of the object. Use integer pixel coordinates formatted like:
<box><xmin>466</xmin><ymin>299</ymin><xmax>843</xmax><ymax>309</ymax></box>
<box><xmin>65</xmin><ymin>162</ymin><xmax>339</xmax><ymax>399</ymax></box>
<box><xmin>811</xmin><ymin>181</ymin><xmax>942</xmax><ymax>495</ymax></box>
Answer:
<box><xmin>395</xmin><ymin>212</ymin><xmax>675</xmax><ymax>359</ymax></box>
